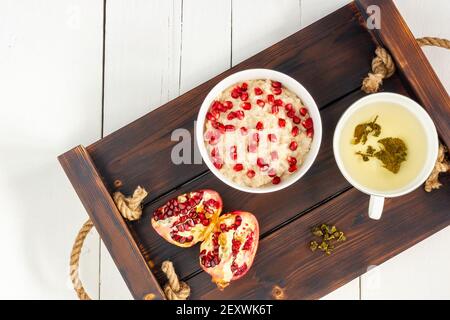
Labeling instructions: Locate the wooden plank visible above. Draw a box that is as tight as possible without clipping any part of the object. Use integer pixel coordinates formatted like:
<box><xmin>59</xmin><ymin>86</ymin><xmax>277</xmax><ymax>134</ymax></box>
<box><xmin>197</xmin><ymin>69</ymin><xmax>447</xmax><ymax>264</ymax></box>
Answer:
<box><xmin>0</xmin><ymin>0</ymin><xmax>103</xmax><ymax>299</ymax></box>
<box><xmin>186</xmin><ymin>176</ymin><xmax>450</xmax><ymax>299</ymax></box>
<box><xmin>87</xmin><ymin>3</ymin><xmax>377</xmax><ymax>202</ymax></box>
<box><xmin>131</xmin><ymin>75</ymin><xmax>409</xmax><ymax>284</ymax></box>
<box><xmin>58</xmin><ymin>146</ymin><xmax>165</xmax><ymax>300</ymax></box>
<box><xmin>356</xmin><ymin>0</ymin><xmax>450</xmax><ymax>146</ymax></box>
<box><xmin>232</xmin><ymin>0</ymin><xmax>301</xmax><ymax>65</ymax></box>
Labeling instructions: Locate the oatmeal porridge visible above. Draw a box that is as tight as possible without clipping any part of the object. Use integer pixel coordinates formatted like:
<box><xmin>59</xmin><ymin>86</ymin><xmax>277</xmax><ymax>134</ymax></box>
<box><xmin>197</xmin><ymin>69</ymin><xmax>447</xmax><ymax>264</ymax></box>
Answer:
<box><xmin>203</xmin><ymin>79</ymin><xmax>314</xmax><ymax>188</ymax></box>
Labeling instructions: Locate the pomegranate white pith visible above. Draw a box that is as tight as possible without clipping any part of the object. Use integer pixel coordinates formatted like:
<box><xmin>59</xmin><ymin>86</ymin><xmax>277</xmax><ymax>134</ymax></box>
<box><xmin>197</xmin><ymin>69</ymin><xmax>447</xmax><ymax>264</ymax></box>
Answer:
<box><xmin>151</xmin><ymin>190</ymin><xmax>222</xmax><ymax>248</ymax></box>
<box><xmin>204</xmin><ymin>79</ymin><xmax>314</xmax><ymax>188</ymax></box>
<box><xmin>199</xmin><ymin>211</ymin><xmax>259</xmax><ymax>290</ymax></box>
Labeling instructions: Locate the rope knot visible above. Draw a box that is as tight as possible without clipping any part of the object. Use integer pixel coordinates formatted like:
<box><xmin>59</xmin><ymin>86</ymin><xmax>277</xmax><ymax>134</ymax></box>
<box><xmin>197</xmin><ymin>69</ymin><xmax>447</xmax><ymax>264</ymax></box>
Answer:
<box><xmin>362</xmin><ymin>47</ymin><xmax>396</xmax><ymax>93</ymax></box>
<box><xmin>113</xmin><ymin>186</ymin><xmax>148</xmax><ymax>221</ymax></box>
<box><xmin>161</xmin><ymin>261</ymin><xmax>190</xmax><ymax>300</ymax></box>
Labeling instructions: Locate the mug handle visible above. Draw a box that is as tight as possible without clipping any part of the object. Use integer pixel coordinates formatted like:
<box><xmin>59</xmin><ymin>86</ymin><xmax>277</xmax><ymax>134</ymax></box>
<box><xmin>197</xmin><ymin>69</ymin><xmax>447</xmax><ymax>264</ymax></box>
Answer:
<box><xmin>369</xmin><ymin>195</ymin><xmax>385</xmax><ymax>220</ymax></box>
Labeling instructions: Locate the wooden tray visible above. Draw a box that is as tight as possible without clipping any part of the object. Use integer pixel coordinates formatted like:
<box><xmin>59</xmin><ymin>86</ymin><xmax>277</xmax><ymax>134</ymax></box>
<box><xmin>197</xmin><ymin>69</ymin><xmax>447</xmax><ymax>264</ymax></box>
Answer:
<box><xmin>59</xmin><ymin>0</ymin><xmax>450</xmax><ymax>300</ymax></box>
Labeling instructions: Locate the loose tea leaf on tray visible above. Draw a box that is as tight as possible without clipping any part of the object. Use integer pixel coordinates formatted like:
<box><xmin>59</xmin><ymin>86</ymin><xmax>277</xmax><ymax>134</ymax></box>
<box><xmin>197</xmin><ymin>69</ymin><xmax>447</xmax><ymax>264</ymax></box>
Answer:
<box><xmin>309</xmin><ymin>224</ymin><xmax>346</xmax><ymax>255</ymax></box>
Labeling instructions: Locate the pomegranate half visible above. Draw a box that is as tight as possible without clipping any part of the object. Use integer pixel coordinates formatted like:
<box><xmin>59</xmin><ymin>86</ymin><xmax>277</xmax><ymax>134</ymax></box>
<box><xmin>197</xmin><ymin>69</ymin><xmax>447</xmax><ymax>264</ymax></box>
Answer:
<box><xmin>199</xmin><ymin>211</ymin><xmax>259</xmax><ymax>290</ymax></box>
<box><xmin>151</xmin><ymin>190</ymin><xmax>222</xmax><ymax>247</ymax></box>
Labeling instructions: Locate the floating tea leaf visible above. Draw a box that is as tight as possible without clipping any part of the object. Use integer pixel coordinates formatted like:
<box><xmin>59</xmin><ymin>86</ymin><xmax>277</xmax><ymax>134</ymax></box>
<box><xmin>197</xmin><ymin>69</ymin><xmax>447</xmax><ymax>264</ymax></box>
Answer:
<box><xmin>353</xmin><ymin>116</ymin><xmax>381</xmax><ymax>145</ymax></box>
<box><xmin>375</xmin><ymin>138</ymin><xmax>408</xmax><ymax>174</ymax></box>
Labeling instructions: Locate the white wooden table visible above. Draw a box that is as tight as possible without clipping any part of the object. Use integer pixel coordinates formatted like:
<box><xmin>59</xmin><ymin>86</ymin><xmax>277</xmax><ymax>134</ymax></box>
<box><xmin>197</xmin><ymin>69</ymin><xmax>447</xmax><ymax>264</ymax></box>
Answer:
<box><xmin>0</xmin><ymin>0</ymin><xmax>448</xmax><ymax>300</ymax></box>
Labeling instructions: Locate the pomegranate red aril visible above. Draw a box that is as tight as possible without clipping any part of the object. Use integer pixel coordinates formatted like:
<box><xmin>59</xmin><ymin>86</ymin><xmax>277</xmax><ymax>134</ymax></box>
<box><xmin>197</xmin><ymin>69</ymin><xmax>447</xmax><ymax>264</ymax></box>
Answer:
<box><xmin>227</xmin><ymin>112</ymin><xmax>236</xmax><ymax>120</ymax></box>
<box><xmin>240</xmin><ymin>126</ymin><xmax>248</xmax><ymax>135</ymax></box>
<box><xmin>278</xmin><ymin>118</ymin><xmax>286</xmax><ymax>128</ymax></box>
<box><xmin>236</xmin><ymin>110</ymin><xmax>245</xmax><ymax>120</ymax></box>
<box><xmin>271</xmin><ymin>151</ymin><xmax>279</xmax><ymax>160</ymax></box>
<box><xmin>240</xmin><ymin>92</ymin><xmax>249</xmax><ymax>101</ymax></box>
<box><xmin>299</xmin><ymin>107</ymin><xmax>308</xmax><ymax>116</ymax></box>
<box><xmin>285</xmin><ymin>103</ymin><xmax>293</xmax><ymax>112</ymax></box>
<box><xmin>287</xmin><ymin>110</ymin><xmax>295</xmax><ymax>118</ymax></box>
<box><xmin>272</xmin><ymin>176</ymin><xmax>281</xmax><ymax>185</ymax></box>
<box><xmin>288</xmin><ymin>165</ymin><xmax>298</xmax><ymax>173</ymax></box>
<box><xmin>206</xmin><ymin>112</ymin><xmax>216</xmax><ymax>122</ymax></box>
<box><xmin>254</xmin><ymin>87</ymin><xmax>263</xmax><ymax>95</ymax></box>
<box><xmin>272</xmin><ymin>87</ymin><xmax>282</xmax><ymax>95</ymax></box>
<box><xmin>200</xmin><ymin>211</ymin><xmax>259</xmax><ymax>290</ymax></box>
<box><xmin>151</xmin><ymin>190</ymin><xmax>222</xmax><ymax>248</ymax></box>
<box><xmin>230</xmin><ymin>145</ymin><xmax>237</xmax><ymax>160</ymax></box>
<box><xmin>240</xmin><ymin>82</ymin><xmax>248</xmax><ymax>91</ymax></box>
<box><xmin>267</xmin><ymin>94</ymin><xmax>275</xmax><ymax>104</ymax></box>
<box><xmin>302</xmin><ymin>117</ymin><xmax>313</xmax><ymax>129</ymax></box>
<box><xmin>291</xmin><ymin>126</ymin><xmax>299</xmax><ymax>137</ymax></box>
<box><xmin>253</xmin><ymin>132</ymin><xmax>260</xmax><ymax>143</ymax></box>
<box><xmin>224</xmin><ymin>101</ymin><xmax>233</xmax><ymax>110</ymax></box>
<box><xmin>274</xmin><ymin>99</ymin><xmax>283</xmax><ymax>106</ymax></box>
<box><xmin>211</xmin><ymin>147</ymin><xmax>219</xmax><ymax>158</ymax></box>
<box><xmin>293</xmin><ymin>116</ymin><xmax>301</xmax><ymax>124</ymax></box>
<box><xmin>225</xmin><ymin>125</ymin><xmax>236</xmax><ymax>132</ymax></box>
<box><xmin>271</xmin><ymin>81</ymin><xmax>282</xmax><ymax>88</ymax></box>
<box><xmin>241</xmin><ymin>102</ymin><xmax>252</xmax><ymax>110</ymax></box>
<box><xmin>307</xmin><ymin>127</ymin><xmax>314</xmax><ymax>138</ymax></box>
<box><xmin>233</xmin><ymin>163</ymin><xmax>244</xmax><ymax>172</ymax></box>
<box><xmin>231</xmin><ymin>88</ymin><xmax>240</xmax><ymax>99</ymax></box>
<box><xmin>257</xmin><ymin>157</ymin><xmax>268</xmax><ymax>168</ymax></box>
<box><xmin>268</xmin><ymin>168</ymin><xmax>277</xmax><ymax>178</ymax></box>
<box><xmin>256</xmin><ymin>121</ymin><xmax>264</xmax><ymax>131</ymax></box>
<box><xmin>287</xmin><ymin>156</ymin><xmax>297</xmax><ymax>166</ymax></box>
<box><xmin>268</xmin><ymin>133</ymin><xmax>277</xmax><ymax>142</ymax></box>
<box><xmin>213</xmin><ymin>160</ymin><xmax>223</xmax><ymax>169</ymax></box>
<box><xmin>256</xmin><ymin>99</ymin><xmax>265</xmax><ymax>107</ymax></box>
<box><xmin>271</xmin><ymin>105</ymin><xmax>279</xmax><ymax>114</ymax></box>
<box><xmin>246</xmin><ymin>169</ymin><xmax>256</xmax><ymax>179</ymax></box>
<box><xmin>289</xmin><ymin>141</ymin><xmax>298</xmax><ymax>151</ymax></box>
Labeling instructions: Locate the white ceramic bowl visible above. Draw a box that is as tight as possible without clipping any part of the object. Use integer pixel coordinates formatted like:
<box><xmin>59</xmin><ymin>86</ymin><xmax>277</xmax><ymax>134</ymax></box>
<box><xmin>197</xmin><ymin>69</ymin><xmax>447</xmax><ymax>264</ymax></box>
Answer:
<box><xmin>196</xmin><ymin>69</ymin><xmax>322</xmax><ymax>193</ymax></box>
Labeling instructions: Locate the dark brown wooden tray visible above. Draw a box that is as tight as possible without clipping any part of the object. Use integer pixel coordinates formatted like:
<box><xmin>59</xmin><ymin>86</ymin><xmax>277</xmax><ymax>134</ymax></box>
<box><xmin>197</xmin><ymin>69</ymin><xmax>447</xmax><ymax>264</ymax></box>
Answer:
<box><xmin>59</xmin><ymin>0</ymin><xmax>450</xmax><ymax>300</ymax></box>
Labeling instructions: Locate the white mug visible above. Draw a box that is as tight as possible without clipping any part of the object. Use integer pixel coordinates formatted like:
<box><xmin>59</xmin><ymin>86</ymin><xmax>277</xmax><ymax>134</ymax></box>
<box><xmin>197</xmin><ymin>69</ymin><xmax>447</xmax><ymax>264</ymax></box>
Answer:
<box><xmin>333</xmin><ymin>93</ymin><xmax>439</xmax><ymax>220</ymax></box>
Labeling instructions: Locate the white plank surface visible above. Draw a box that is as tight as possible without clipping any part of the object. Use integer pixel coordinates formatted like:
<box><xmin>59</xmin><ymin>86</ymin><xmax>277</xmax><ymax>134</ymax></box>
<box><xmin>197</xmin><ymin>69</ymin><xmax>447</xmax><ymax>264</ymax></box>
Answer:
<box><xmin>0</xmin><ymin>0</ymin><xmax>448</xmax><ymax>300</ymax></box>
<box><xmin>0</xmin><ymin>0</ymin><xmax>103</xmax><ymax>299</ymax></box>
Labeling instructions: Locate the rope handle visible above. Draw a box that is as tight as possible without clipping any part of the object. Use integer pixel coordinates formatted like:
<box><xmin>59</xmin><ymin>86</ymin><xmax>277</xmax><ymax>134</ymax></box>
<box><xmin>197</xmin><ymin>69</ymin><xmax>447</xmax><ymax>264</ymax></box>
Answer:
<box><xmin>69</xmin><ymin>186</ymin><xmax>190</xmax><ymax>300</ymax></box>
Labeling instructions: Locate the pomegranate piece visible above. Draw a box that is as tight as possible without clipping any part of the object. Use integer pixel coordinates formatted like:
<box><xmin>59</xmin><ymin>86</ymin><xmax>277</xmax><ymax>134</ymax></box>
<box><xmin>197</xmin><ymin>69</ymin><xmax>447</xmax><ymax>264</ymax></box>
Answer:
<box><xmin>267</xmin><ymin>94</ymin><xmax>275</xmax><ymax>104</ymax></box>
<box><xmin>287</xmin><ymin>110</ymin><xmax>295</xmax><ymax>118</ymax></box>
<box><xmin>291</xmin><ymin>126</ymin><xmax>299</xmax><ymax>137</ymax></box>
<box><xmin>233</xmin><ymin>163</ymin><xmax>244</xmax><ymax>172</ymax></box>
<box><xmin>227</xmin><ymin>112</ymin><xmax>236</xmax><ymax>120</ymax></box>
<box><xmin>256</xmin><ymin>121</ymin><xmax>264</xmax><ymax>131</ymax></box>
<box><xmin>151</xmin><ymin>190</ymin><xmax>222</xmax><ymax>248</ymax></box>
<box><xmin>278</xmin><ymin>118</ymin><xmax>286</xmax><ymax>128</ymax></box>
<box><xmin>270</xmin><ymin>151</ymin><xmax>279</xmax><ymax>161</ymax></box>
<box><xmin>213</xmin><ymin>160</ymin><xmax>223</xmax><ymax>169</ymax></box>
<box><xmin>287</xmin><ymin>156</ymin><xmax>297</xmax><ymax>166</ymax></box>
<box><xmin>231</xmin><ymin>88</ymin><xmax>241</xmax><ymax>99</ymax></box>
<box><xmin>206</xmin><ymin>112</ymin><xmax>217</xmax><ymax>122</ymax></box>
<box><xmin>199</xmin><ymin>211</ymin><xmax>259</xmax><ymax>290</ymax></box>
<box><xmin>285</xmin><ymin>103</ymin><xmax>293</xmax><ymax>112</ymax></box>
<box><xmin>246</xmin><ymin>169</ymin><xmax>256</xmax><ymax>179</ymax></box>
<box><xmin>271</xmin><ymin>105</ymin><xmax>279</xmax><ymax>114</ymax></box>
<box><xmin>224</xmin><ymin>101</ymin><xmax>233</xmax><ymax>110</ymax></box>
<box><xmin>240</xmin><ymin>92</ymin><xmax>249</xmax><ymax>101</ymax></box>
<box><xmin>302</xmin><ymin>117</ymin><xmax>313</xmax><ymax>129</ymax></box>
<box><xmin>256</xmin><ymin>99</ymin><xmax>265</xmax><ymax>107</ymax></box>
<box><xmin>299</xmin><ymin>107</ymin><xmax>308</xmax><ymax>116</ymax></box>
<box><xmin>268</xmin><ymin>168</ymin><xmax>277</xmax><ymax>178</ymax></box>
<box><xmin>240</xmin><ymin>82</ymin><xmax>248</xmax><ymax>91</ymax></box>
<box><xmin>271</xmin><ymin>81</ymin><xmax>282</xmax><ymax>88</ymax></box>
<box><xmin>289</xmin><ymin>141</ymin><xmax>298</xmax><ymax>151</ymax></box>
<box><xmin>225</xmin><ymin>125</ymin><xmax>236</xmax><ymax>132</ymax></box>
<box><xmin>240</xmin><ymin>126</ymin><xmax>248</xmax><ymax>135</ymax></box>
<box><xmin>272</xmin><ymin>176</ymin><xmax>281</xmax><ymax>185</ymax></box>
<box><xmin>241</xmin><ymin>102</ymin><xmax>252</xmax><ymax>110</ymax></box>
<box><xmin>272</xmin><ymin>87</ymin><xmax>282</xmax><ymax>95</ymax></box>
<box><xmin>268</xmin><ymin>133</ymin><xmax>277</xmax><ymax>142</ymax></box>
<box><xmin>288</xmin><ymin>165</ymin><xmax>298</xmax><ymax>173</ymax></box>
<box><xmin>293</xmin><ymin>116</ymin><xmax>301</xmax><ymax>124</ymax></box>
<box><xmin>254</xmin><ymin>87</ymin><xmax>263</xmax><ymax>95</ymax></box>
<box><xmin>235</xmin><ymin>110</ymin><xmax>245</xmax><ymax>120</ymax></box>
<box><xmin>307</xmin><ymin>127</ymin><xmax>314</xmax><ymax>138</ymax></box>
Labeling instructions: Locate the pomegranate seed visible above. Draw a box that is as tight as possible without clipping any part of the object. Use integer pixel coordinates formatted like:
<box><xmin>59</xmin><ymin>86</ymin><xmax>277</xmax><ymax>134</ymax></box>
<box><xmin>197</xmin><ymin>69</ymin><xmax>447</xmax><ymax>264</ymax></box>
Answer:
<box><xmin>268</xmin><ymin>168</ymin><xmax>277</xmax><ymax>177</ymax></box>
<box><xmin>227</xmin><ymin>112</ymin><xmax>236</xmax><ymax>120</ymax></box>
<box><xmin>302</xmin><ymin>117</ymin><xmax>313</xmax><ymax>129</ymax></box>
<box><xmin>254</xmin><ymin>87</ymin><xmax>263</xmax><ymax>95</ymax></box>
<box><xmin>248</xmin><ymin>143</ymin><xmax>258</xmax><ymax>153</ymax></box>
<box><xmin>246</xmin><ymin>169</ymin><xmax>256</xmax><ymax>178</ymax></box>
<box><xmin>241</xmin><ymin>102</ymin><xmax>252</xmax><ymax>110</ymax></box>
<box><xmin>260</xmin><ymin>165</ymin><xmax>269</xmax><ymax>172</ymax></box>
<box><xmin>233</xmin><ymin>164</ymin><xmax>244</xmax><ymax>172</ymax></box>
<box><xmin>241</xmin><ymin>92</ymin><xmax>249</xmax><ymax>101</ymax></box>
<box><xmin>274</xmin><ymin>99</ymin><xmax>283</xmax><ymax>106</ymax></box>
<box><xmin>253</xmin><ymin>132</ymin><xmax>260</xmax><ymax>143</ymax></box>
<box><xmin>224</xmin><ymin>101</ymin><xmax>233</xmax><ymax>110</ymax></box>
<box><xmin>236</xmin><ymin>110</ymin><xmax>245</xmax><ymax>120</ymax></box>
<box><xmin>287</xmin><ymin>156</ymin><xmax>297</xmax><ymax>166</ymax></box>
<box><xmin>268</xmin><ymin>134</ymin><xmax>277</xmax><ymax>142</ymax></box>
<box><xmin>257</xmin><ymin>157</ymin><xmax>267</xmax><ymax>168</ymax></box>
<box><xmin>267</xmin><ymin>94</ymin><xmax>275</xmax><ymax>104</ymax></box>
<box><xmin>211</xmin><ymin>147</ymin><xmax>219</xmax><ymax>157</ymax></box>
<box><xmin>230</xmin><ymin>145</ymin><xmax>237</xmax><ymax>160</ymax></box>
<box><xmin>293</xmin><ymin>116</ymin><xmax>301</xmax><ymax>124</ymax></box>
<box><xmin>231</xmin><ymin>89</ymin><xmax>240</xmax><ymax>99</ymax></box>
<box><xmin>211</xmin><ymin>109</ymin><xmax>220</xmax><ymax>118</ymax></box>
<box><xmin>240</xmin><ymin>127</ymin><xmax>248</xmax><ymax>135</ymax></box>
<box><xmin>307</xmin><ymin>127</ymin><xmax>314</xmax><ymax>138</ymax></box>
<box><xmin>288</xmin><ymin>165</ymin><xmax>298</xmax><ymax>173</ymax></box>
<box><xmin>241</xmin><ymin>82</ymin><xmax>248</xmax><ymax>91</ymax></box>
<box><xmin>289</xmin><ymin>141</ymin><xmax>298</xmax><ymax>151</ymax></box>
<box><xmin>271</xmin><ymin>105</ymin><xmax>279</xmax><ymax>114</ymax></box>
<box><xmin>291</xmin><ymin>126</ymin><xmax>299</xmax><ymax>137</ymax></box>
<box><xmin>206</xmin><ymin>112</ymin><xmax>216</xmax><ymax>121</ymax></box>
<box><xmin>271</xmin><ymin>81</ymin><xmax>282</xmax><ymax>88</ymax></box>
<box><xmin>272</xmin><ymin>176</ymin><xmax>281</xmax><ymax>185</ymax></box>
<box><xmin>256</xmin><ymin>122</ymin><xmax>264</xmax><ymax>131</ymax></box>
<box><xmin>209</xmin><ymin>135</ymin><xmax>219</xmax><ymax>145</ymax></box>
<box><xmin>217</xmin><ymin>123</ymin><xmax>226</xmax><ymax>133</ymax></box>
<box><xmin>225</xmin><ymin>125</ymin><xmax>236</xmax><ymax>132</ymax></box>
<box><xmin>213</xmin><ymin>160</ymin><xmax>223</xmax><ymax>169</ymax></box>
<box><xmin>271</xmin><ymin>151</ymin><xmax>279</xmax><ymax>160</ymax></box>
<box><xmin>257</xmin><ymin>99</ymin><xmax>265</xmax><ymax>107</ymax></box>
<box><xmin>201</xmin><ymin>219</ymin><xmax>210</xmax><ymax>226</ymax></box>
<box><xmin>285</xmin><ymin>103</ymin><xmax>293</xmax><ymax>112</ymax></box>
<box><xmin>278</xmin><ymin>118</ymin><xmax>286</xmax><ymax>128</ymax></box>
<box><xmin>299</xmin><ymin>107</ymin><xmax>308</xmax><ymax>116</ymax></box>
<box><xmin>272</xmin><ymin>87</ymin><xmax>282</xmax><ymax>95</ymax></box>
<box><xmin>287</xmin><ymin>110</ymin><xmax>295</xmax><ymax>118</ymax></box>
